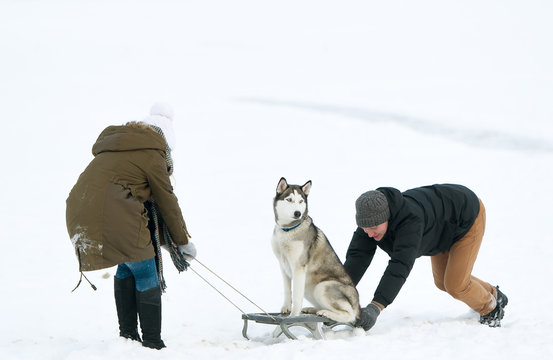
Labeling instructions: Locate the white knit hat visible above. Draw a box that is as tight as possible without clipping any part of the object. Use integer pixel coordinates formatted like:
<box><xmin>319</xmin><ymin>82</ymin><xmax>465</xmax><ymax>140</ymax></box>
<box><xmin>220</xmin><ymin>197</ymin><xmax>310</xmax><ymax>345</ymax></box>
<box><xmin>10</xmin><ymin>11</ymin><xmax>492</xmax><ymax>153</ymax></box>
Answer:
<box><xmin>141</xmin><ymin>102</ymin><xmax>176</xmax><ymax>150</ymax></box>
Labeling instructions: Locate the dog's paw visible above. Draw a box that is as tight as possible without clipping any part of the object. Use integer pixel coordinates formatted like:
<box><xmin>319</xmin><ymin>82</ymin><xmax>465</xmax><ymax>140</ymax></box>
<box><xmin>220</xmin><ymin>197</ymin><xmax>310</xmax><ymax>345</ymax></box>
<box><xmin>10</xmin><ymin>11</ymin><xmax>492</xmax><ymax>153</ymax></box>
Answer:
<box><xmin>280</xmin><ymin>305</ymin><xmax>291</xmax><ymax>314</ymax></box>
<box><xmin>290</xmin><ymin>309</ymin><xmax>302</xmax><ymax>317</ymax></box>
<box><xmin>301</xmin><ymin>307</ymin><xmax>317</xmax><ymax>314</ymax></box>
<box><xmin>316</xmin><ymin>310</ymin><xmax>332</xmax><ymax>319</ymax></box>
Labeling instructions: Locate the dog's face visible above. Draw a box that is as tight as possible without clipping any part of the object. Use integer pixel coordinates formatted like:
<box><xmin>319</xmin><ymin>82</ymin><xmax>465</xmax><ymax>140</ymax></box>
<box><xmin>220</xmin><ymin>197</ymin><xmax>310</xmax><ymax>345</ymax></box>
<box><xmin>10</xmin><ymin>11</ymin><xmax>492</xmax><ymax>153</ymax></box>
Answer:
<box><xmin>273</xmin><ymin>177</ymin><xmax>312</xmax><ymax>227</ymax></box>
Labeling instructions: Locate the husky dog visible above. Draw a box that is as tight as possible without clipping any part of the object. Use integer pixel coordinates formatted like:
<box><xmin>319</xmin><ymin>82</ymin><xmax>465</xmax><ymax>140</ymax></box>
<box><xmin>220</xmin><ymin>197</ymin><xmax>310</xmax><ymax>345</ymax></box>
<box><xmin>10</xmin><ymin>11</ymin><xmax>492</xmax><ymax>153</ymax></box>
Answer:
<box><xmin>271</xmin><ymin>177</ymin><xmax>361</xmax><ymax>323</ymax></box>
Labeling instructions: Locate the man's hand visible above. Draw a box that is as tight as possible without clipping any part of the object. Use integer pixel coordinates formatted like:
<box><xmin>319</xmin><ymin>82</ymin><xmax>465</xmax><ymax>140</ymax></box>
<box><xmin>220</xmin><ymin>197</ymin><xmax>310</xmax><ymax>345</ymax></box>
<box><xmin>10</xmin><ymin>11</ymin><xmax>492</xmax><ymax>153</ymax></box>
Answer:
<box><xmin>355</xmin><ymin>303</ymin><xmax>381</xmax><ymax>331</ymax></box>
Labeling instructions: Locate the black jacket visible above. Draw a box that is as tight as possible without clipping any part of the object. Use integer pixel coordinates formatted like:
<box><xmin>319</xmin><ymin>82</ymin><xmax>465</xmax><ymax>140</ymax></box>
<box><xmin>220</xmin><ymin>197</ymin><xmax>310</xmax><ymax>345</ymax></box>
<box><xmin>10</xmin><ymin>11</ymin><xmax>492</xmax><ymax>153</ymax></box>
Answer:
<box><xmin>344</xmin><ymin>184</ymin><xmax>480</xmax><ymax>308</ymax></box>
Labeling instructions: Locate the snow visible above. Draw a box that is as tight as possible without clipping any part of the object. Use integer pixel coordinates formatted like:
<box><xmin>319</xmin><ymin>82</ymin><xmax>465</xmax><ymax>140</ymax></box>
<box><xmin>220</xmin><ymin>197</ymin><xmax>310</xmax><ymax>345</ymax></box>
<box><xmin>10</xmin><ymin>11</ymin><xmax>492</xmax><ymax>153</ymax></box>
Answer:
<box><xmin>1</xmin><ymin>0</ymin><xmax>553</xmax><ymax>359</ymax></box>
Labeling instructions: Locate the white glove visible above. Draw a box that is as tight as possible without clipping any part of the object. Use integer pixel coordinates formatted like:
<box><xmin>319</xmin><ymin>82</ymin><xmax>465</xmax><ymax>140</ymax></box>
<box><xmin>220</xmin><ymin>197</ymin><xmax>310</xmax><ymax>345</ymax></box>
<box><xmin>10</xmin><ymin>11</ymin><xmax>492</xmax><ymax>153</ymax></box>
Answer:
<box><xmin>178</xmin><ymin>242</ymin><xmax>197</xmax><ymax>260</ymax></box>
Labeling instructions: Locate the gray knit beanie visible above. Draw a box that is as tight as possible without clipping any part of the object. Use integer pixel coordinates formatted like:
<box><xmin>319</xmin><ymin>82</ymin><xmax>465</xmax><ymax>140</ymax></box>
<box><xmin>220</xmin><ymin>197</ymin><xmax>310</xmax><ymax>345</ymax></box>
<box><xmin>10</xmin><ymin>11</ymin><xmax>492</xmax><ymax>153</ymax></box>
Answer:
<box><xmin>355</xmin><ymin>190</ymin><xmax>390</xmax><ymax>228</ymax></box>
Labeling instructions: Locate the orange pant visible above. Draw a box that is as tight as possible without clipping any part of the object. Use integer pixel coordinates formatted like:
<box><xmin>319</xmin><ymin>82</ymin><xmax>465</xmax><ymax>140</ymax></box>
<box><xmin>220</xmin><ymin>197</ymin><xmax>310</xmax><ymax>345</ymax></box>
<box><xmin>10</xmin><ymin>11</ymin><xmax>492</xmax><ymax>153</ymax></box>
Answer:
<box><xmin>431</xmin><ymin>199</ymin><xmax>497</xmax><ymax>315</ymax></box>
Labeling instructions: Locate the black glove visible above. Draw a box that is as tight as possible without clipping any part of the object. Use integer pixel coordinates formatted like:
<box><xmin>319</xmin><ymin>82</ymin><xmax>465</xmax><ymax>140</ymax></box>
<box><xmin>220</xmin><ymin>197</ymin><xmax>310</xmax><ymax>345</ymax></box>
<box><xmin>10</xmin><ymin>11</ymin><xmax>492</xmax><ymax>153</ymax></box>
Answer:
<box><xmin>355</xmin><ymin>303</ymin><xmax>381</xmax><ymax>331</ymax></box>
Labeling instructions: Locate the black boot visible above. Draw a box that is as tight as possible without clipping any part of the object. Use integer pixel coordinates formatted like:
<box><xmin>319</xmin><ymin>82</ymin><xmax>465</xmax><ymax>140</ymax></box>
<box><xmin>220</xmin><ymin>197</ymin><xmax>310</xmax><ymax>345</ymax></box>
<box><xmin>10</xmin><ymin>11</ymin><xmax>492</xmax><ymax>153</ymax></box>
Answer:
<box><xmin>479</xmin><ymin>303</ymin><xmax>504</xmax><ymax>327</ymax></box>
<box><xmin>137</xmin><ymin>286</ymin><xmax>166</xmax><ymax>349</ymax></box>
<box><xmin>114</xmin><ymin>276</ymin><xmax>141</xmax><ymax>341</ymax></box>
<box><xmin>495</xmin><ymin>286</ymin><xmax>508</xmax><ymax>308</ymax></box>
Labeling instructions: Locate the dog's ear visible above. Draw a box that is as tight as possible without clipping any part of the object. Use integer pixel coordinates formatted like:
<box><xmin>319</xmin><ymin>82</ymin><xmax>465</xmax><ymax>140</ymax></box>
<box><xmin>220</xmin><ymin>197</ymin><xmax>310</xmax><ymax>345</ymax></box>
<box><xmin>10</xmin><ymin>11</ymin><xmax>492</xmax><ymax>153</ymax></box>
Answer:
<box><xmin>276</xmin><ymin>177</ymin><xmax>288</xmax><ymax>195</ymax></box>
<box><xmin>302</xmin><ymin>180</ymin><xmax>312</xmax><ymax>196</ymax></box>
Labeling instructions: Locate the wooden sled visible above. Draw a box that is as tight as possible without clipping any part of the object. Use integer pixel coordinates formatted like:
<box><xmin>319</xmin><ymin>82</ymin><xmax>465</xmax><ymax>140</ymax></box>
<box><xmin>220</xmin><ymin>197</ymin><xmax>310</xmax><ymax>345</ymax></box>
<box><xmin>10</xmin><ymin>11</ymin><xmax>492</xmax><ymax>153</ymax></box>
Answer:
<box><xmin>241</xmin><ymin>312</ymin><xmax>355</xmax><ymax>340</ymax></box>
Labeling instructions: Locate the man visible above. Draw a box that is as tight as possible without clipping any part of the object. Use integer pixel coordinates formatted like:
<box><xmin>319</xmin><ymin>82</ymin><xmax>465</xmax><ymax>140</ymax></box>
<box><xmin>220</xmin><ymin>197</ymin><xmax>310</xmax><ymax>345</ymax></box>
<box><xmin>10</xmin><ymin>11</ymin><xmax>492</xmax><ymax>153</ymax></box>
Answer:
<box><xmin>344</xmin><ymin>184</ymin><xmax>508</xmax><ymax>331</ymax></box>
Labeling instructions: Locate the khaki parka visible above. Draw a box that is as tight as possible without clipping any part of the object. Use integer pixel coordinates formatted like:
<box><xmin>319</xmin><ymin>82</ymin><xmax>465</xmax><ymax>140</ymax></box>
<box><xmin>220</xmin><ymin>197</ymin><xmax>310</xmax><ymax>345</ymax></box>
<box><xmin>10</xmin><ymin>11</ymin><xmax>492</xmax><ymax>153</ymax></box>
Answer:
<box><xmin>66</xmin><ymin>123</ymin><xmax>190</xmax><ymax>271</ymax></box>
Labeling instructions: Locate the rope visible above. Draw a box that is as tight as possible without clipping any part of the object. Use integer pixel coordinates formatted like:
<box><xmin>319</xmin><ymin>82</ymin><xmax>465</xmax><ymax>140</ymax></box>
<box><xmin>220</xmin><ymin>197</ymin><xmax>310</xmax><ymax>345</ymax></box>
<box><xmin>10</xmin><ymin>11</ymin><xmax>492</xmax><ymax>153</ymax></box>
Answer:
<box><xmin>188</xmin><ymin>266</ymin><xmax>249</xmax><ymax>316</ymax></box>
<box><xmin>190</xmin><ymin>258</ymin><xmax>276</xmax><ymax>321</ymax></box>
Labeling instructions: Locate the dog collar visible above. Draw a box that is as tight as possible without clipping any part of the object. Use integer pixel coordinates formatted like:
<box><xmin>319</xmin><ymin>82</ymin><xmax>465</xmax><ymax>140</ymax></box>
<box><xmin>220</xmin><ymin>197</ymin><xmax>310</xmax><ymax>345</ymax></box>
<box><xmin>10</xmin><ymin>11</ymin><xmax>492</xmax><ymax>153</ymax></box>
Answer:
<box><xmin>281</xmin><ymin>222</ymin><xmax>302</xmax><ymax>232</ymax></box>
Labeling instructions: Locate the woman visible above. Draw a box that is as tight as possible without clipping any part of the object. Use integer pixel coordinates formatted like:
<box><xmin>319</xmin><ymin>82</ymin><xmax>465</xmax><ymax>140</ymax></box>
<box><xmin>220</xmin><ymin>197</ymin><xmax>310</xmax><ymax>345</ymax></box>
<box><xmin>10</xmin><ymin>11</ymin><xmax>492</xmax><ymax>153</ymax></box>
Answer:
<box><xmin>66</xmin><ymin>103</ymin><xmax>195</xmax><ymax>349</ymax></box>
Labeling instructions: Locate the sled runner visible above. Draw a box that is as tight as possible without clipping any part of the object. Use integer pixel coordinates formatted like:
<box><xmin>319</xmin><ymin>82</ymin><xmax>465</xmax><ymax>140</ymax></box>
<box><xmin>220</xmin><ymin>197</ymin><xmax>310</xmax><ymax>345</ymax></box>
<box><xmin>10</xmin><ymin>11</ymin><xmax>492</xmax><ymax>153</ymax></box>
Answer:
<box><xmin>183</xmin><ymin>258</ymin><xmax>356</xmax><ymax>340</ymax></box>
<box><xmin>241</xmin><ymin>313</ymin><xmax>354</xmax><ymax>340</ymax></box>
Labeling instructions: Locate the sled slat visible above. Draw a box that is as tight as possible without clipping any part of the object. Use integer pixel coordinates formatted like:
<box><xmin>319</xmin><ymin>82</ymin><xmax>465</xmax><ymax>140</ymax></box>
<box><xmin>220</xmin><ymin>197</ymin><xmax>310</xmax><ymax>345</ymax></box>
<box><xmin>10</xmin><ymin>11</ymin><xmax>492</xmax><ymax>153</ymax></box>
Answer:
<box><xmin>241</xmin><ymin>312</ymin><xmax>353</xmax><ymax>340</ymax></box>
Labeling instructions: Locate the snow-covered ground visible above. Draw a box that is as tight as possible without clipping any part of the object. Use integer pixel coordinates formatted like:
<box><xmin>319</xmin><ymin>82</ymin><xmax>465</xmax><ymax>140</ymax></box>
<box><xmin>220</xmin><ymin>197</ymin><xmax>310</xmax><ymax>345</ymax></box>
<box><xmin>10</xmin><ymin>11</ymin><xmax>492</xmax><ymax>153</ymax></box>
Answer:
<box><xmin>1</xmin><ymin>1</ymin><xmax>552</xmax><ymax>359</ymax></box>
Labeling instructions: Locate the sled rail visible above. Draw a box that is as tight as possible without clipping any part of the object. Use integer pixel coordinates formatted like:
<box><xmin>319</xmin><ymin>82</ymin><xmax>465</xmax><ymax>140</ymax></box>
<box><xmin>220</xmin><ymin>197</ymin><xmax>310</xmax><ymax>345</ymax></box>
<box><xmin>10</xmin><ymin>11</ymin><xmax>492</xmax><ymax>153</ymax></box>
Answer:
<box><xmin>241</xmin><ymin>312</ymin><xmax>354</xmax><ymax>340</ymax></box>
